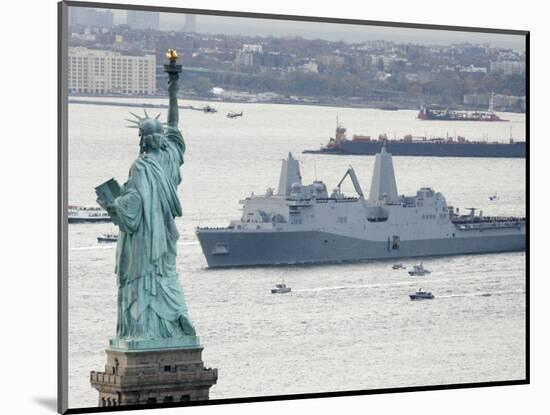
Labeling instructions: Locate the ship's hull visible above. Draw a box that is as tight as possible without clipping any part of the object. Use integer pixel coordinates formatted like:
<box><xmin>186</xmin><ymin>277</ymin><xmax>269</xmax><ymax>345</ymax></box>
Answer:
<box><xmin>196</xmin><ymin>229</ymin><xmax>525</xmax><ymax>268</ymax></box>
<box><xmin>304</xmin><ymin>141</ymin><xmax>526</xmax><ymax>158</ymax></box>
<box><xmin>418</xmin><ymin>115</ymin><xmax>505</xmax><ymax>122</ymax></box>
<box><xmin>97</xmin><ymin>237</ymin><xmax>117</xmax><ymax>243</ymax></box>
<box><xmin>409</xmin><ymin>294</ymin><xmax>434</xmax><ymax>300</ymax></box>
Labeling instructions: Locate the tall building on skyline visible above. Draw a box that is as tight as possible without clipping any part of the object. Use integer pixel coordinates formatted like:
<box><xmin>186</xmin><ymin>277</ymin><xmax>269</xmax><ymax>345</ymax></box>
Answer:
<box><xmin>69</xmin><ymin>8</ymin><xmax>114</xmax><ymax>28</ymax></box>
<box><xmin>183</xmin><ymin>15</ymin><xmax>196</xmax><ymax>33</ymax></box>
<box><xmin>126</xmin><ymin>10</ymin><xmax>160</xmax><ymax>30</ymax></box>
<box><xmin>68</xmin><ymin>47</ymin><xmax>156</xmax><ymax>95</ymax></box>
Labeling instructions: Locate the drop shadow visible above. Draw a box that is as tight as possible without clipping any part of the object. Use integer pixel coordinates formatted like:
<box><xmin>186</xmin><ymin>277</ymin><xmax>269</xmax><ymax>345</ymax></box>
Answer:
<box><xmin>34</xmin><ymin>397</ymin><xmax>57</xmax><ymax>412</ymax></box>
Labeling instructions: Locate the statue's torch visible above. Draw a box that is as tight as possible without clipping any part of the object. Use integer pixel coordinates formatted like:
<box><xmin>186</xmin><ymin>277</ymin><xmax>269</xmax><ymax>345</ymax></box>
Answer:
<box><xmin>164</xmin><ymin>48</ymin><xmax>182</xmax><ymax>76</ymax></box>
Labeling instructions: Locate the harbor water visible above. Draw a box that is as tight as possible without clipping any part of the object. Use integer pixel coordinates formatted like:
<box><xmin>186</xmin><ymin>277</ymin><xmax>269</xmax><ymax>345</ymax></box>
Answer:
<box><xmin>67</xmin><ymin>99</ymin><xmax>526</xmax><ymax>408</ymax></box>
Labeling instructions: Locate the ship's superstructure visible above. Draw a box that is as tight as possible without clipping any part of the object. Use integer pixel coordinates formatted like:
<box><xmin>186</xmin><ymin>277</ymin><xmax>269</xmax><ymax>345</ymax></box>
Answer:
<box><xmin>196</xmin><ymin>148</ymin><xmax>525</xmax><ymax>268</ymax></box>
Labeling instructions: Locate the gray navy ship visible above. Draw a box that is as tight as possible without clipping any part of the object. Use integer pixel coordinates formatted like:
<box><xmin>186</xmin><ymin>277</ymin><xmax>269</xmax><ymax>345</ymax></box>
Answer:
<box><xmin>196</xmin><ymin>147</ymin><xmax>526</xmax><ymax>268</ymax></box>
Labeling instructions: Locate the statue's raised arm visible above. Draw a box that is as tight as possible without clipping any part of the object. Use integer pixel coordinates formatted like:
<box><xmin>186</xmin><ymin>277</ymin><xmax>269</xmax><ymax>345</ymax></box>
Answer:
<box><xmin>162</xmin><ymin>49</ymin><xmax>185</xmax><ymax>169</ymax></box>
<box><xmin>166</xmin><ymin>49</ymin><xmax>180</xmax><ymax>128</ymax></box>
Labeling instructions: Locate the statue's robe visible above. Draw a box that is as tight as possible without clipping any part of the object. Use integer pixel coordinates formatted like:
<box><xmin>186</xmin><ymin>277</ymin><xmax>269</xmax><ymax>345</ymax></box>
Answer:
<box><xmin>113</xmin><ymin>127</ymin><xmax>196</xmax><ymax>339</ymax></box>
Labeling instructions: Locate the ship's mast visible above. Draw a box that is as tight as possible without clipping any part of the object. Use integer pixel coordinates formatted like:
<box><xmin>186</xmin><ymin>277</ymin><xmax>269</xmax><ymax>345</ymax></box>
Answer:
<box><xmin>335</xmin><ymin>115</ymin><xmax>346</xmax><ymax>144</ymax></box>
<box><xmin>277</xmin><ymin>152</ymin><xmax>302</xmax><ymax>196</ymax></box>
<box><xmin>368</xmin><ymin>144</ymin><xmax>399</xmax><ymax>204</ymax></box>
<box><xmin>488</xmin><ymin>91</ymin><xmax>495</xmax><ymax>113</ymax></box>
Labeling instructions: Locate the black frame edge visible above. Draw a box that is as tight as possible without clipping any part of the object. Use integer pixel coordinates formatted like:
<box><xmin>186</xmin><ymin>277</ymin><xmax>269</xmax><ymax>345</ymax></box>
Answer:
<box><xmin>524</xmin><ymin>31</ymin><xmax>530</xmax><ymax>385</ymax></box>
<box><xmin>63</xmin><ymin>0</ymin><xmax>528</xmax><ymax>36</ymax></box>
<box><xmin>64</xmin><ymin>379</ymin><xmax>529</xmax><ymax>414</ymax></box>
<box><xmin>58</xmin><ymin>1</ymin><xmax>70</xmax><ymax>414</ymax></box>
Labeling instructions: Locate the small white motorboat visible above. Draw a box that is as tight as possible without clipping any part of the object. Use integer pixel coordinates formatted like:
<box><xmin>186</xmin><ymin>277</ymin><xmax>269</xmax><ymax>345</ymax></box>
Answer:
<box><xmin>408</xmin><ymin>261</ymin><xmax>431</xmax><ymax>276</ymax></box>
<box><xmin>392</xmin><ymin>263</ymin><xmax>405</xmax><ymax>270</ymax></box>
<box><xmin>409</xmin><ymin>289</ymin><xmax>434</xmax><ymax>300</ymax></box>
<box><xmin>271</xmin><ymin>283</ymin><xmax>291</xmax><ymax>294</ymax></box>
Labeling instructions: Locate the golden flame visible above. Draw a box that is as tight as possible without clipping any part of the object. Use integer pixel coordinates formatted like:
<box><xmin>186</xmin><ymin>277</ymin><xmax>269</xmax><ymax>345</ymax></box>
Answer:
<box><xmin>166</xmin><ymin>48</ymin><xmax>178</xmax><ymax>62</ymax></box>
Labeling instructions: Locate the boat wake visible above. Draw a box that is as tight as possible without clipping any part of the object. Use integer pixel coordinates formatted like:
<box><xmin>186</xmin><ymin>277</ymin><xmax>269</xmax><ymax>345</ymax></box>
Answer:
<box><xmin>71</xmin><ymin>241</ymin><xmax>199</xmax><ymax>251</ymax></box>
<box><xmin>437</xmin><ymin>289</ymin><xmax>525</xmax><ymax>299</ymax></box>
<box><xmin>293</xmin><ymin>278</ymin><xmax>451</xmax><ymax>293</ymax></box>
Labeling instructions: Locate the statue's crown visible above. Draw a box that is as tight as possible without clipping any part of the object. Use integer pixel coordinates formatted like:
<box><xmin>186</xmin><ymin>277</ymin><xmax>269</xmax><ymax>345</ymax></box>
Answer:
<box><xmin>125</xmin><ymin>109</ymin><xmax>166</xmax><ymax>134</ymax></box>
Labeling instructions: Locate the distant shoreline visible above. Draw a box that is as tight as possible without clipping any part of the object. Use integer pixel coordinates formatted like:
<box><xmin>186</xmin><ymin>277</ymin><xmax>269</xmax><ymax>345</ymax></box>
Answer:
<box><xmin>68</xmin><ymin>93</ymin><xmax>420</xmax><ymax>112</ymax></box>
<box><xmin>68</xmin><ymin>94</ymin><xmax>526</xmax><ymax>115</ymax></box>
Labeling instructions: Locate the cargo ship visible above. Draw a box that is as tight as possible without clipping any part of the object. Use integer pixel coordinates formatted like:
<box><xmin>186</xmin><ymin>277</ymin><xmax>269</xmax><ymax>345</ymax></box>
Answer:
<box><xmin>195</xmin><ymin>148</ymin><xmax>525</xmax><ymax>268</ymax></box>
<box><xmin>302</xmin><ymin>122</ymin><xmax>525</xmax><ymax>158</ymax></box>
<box><xmin>418</xmin><ymin>106</ymin><xmax>506</xmax><ymax>122</ymax></box>
<box><xmin>418</xmin><ymin>93</ymin><xmax>507</xmax><ymax>122</ymax></box>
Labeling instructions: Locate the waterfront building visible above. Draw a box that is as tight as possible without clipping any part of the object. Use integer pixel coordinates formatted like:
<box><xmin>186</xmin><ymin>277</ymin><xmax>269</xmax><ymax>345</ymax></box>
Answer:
<box><xmin>489</xmin><ymin>60</ymin><xmax>526</xmax><ymax>75</ymax></box>
<box><xmin>235</xmin><ymin>50</ymin><xmax>255</xmax><ymax>66</ymax></box>
<box><xmin>493</xmin><ymin>94</ymin><xmax>526</xmax><ymax>111</ymax></box>
<box><xmin>318</xmin><ymin>54</ymin><xmax>346</xmax><ymax>68</ymax></box>
<box><xmin>68</xmin><ymin>47</ymin><xmax>156</xmax><ymax>94</ymax></box>
<box><xmin>242</xmin><ymin>44</ymin><xmax>263</xmax><ymax>53</ymax></box>
<box><xmin>234</xmin><ymin>45</ymin><xmax>262</xmax><ymax>67</ymax></box>
<box><xmin>458</xmin><ymin>65</ymin><xmax>487</xmax><ymax>73</ymax></box>
<box><xmin>301</xmin><ymin>61</ymin><xmax>319</xmax><ymax>73</ymax></box>
<box><xmin>463</xmin><ymin>94</ymin><xmax>489</xmax><ymax>107</ymax></box>
<box><xmin>464</xmin><ymin>93</ymin><xmax>526</xmax><ymax>111</ymax></box>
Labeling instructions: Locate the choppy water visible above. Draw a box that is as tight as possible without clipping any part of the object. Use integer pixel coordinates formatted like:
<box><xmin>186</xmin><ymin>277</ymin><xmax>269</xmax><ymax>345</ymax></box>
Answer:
<box><xmin>67</xmin><ymin>99</ymin><xmax>526</xmax><ymax>409</ymax></box>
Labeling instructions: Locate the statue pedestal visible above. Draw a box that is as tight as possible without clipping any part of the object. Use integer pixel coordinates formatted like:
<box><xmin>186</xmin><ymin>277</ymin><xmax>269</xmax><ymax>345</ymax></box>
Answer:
<box><xmin>108</xmin><ymin>334</ymin><xmax>201</xmax><ymax>351</ymax></box>
<box><xmin>90</xmin><ymin>345</ymin><xmax>217</xmax><ymax>407</ymax></box>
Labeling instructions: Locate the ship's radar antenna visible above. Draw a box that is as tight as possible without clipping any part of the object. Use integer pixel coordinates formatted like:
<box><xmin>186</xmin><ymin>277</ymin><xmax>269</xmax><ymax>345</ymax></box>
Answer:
<box><xmin>489</xmin><ymin>91</ymin><xmax>495</xmax><ymax>112</ymax></box>
<box><xmin>314</xmin><ymin>159</ymin><xmax>318</xmax><ymax>181</ymax></box>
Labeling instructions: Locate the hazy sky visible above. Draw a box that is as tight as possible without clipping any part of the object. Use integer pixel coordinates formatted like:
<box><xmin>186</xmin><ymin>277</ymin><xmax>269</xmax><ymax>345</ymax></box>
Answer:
<box><xmin>108</xmin><ymin>9</ymin><xmax>525</xmax><ymax>51</ymax></box>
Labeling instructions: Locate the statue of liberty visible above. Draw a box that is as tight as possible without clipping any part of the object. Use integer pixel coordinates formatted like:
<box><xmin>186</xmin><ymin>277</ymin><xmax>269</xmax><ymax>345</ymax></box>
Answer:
<box><xmin>97</xmin><ymin>49</ymin><xmax>197</xmax><ymax>350</ymax></box>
